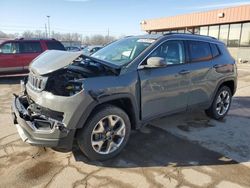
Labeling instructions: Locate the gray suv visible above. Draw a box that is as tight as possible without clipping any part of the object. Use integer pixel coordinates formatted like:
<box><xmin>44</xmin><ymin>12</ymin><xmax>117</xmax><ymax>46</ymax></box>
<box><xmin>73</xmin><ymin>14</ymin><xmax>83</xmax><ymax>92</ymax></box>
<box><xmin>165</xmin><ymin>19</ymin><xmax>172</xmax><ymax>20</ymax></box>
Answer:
<box><xmin>12</xmin><ymin>34</ymin><xmax>237</xmax><ymax>160</ymax></box>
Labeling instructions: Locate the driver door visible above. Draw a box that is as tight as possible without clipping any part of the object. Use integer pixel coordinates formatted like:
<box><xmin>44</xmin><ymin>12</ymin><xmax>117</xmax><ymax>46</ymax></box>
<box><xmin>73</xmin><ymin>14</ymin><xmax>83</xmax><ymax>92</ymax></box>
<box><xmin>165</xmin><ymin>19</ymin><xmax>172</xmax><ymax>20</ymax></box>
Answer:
<box><xmin>138</xmin><ymin>40</ymin><xmax>191</xmax><ymax>120</ymax></box>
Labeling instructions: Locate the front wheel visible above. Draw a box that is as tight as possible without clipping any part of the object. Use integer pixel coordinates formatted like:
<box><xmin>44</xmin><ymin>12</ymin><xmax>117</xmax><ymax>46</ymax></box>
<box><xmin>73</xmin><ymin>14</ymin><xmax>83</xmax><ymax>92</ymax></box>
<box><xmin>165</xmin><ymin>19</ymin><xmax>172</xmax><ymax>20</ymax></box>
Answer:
<box><xmin>77</xmin><ymin>105</ymin><xmax>131</xmax><ymax>161</ymax></box>
<box><xmin>205</xmin><ymin>86</ymin><xmax>232</xmax><ymax>120</ymax></box>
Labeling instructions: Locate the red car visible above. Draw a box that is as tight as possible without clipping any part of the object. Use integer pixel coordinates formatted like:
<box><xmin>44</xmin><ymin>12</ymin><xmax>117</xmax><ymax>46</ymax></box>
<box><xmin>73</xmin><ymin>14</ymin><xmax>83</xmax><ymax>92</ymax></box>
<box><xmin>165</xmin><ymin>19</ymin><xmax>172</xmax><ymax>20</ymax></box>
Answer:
<box><xmin>0</xmin><ymin>38</ymin><xmax>65</xmax><ymax>75</ymax></box>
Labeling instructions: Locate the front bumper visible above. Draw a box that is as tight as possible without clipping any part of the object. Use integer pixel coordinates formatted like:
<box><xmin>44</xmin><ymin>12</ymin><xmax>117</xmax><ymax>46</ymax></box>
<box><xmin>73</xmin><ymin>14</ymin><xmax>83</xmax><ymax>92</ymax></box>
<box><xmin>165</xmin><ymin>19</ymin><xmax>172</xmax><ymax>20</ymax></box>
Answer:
<box><xmin>11</xmin><ymin>95</ymin><xmax>75</xmax><ymax>149</ymax></box>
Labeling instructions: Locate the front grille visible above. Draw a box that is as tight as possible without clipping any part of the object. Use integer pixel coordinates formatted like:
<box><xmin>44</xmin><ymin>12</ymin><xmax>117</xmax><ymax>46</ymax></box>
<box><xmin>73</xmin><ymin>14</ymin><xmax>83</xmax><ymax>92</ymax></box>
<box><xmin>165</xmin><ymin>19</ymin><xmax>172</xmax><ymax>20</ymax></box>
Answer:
<box><xmin>27</xmin><ymin>72</ymin><xmax>48</xmax><ymax>91</ymax></box>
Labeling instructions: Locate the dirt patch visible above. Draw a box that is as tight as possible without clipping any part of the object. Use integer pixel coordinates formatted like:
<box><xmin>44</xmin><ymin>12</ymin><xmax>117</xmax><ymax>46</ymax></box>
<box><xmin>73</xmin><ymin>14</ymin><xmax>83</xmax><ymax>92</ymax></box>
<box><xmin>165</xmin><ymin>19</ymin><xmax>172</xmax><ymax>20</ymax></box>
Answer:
<box><xmin>23</xmin><ymin>161</ymin><xmax>55</xmax><ymax>179</ymax></box>
<box><xmin>7</xmin><ymin>151</ymin><xmax>30</xmax><ymax>164</ymax></box>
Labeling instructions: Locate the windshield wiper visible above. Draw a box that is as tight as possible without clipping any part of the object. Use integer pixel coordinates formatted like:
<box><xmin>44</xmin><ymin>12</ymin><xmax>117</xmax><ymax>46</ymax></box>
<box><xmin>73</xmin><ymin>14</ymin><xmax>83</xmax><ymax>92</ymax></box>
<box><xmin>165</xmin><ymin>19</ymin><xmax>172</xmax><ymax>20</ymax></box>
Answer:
<box><xmin>82</xmin><ymin>54</ymin><xmax>121</xmax><ymax>70</ymax></box>
<box><xmin>82</xmin><ymin>54</ymin><xmax>120</xmax><ymax>75</ymax></box>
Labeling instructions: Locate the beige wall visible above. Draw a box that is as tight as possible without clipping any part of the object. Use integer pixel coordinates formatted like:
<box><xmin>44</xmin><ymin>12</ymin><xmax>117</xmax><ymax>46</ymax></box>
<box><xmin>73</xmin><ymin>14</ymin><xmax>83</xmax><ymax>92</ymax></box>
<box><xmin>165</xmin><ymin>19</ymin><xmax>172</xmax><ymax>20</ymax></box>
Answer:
<box><xmin>141</xmin><ymin>5</ymin><xmax>250</xmax><ymax>32</ymax></box>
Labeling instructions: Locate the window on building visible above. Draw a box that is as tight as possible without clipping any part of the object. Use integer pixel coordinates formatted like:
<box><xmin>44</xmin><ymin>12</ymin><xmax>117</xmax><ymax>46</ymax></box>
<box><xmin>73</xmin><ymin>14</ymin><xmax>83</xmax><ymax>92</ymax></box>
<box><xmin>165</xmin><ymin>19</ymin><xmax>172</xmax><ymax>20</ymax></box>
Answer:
<box><xmin>177</xmin><ymin>29</ymin><xmax>185</xmax><ymax>33</ymax></box>
<box><xmin>188</xmin><ymin>41</ymin><xmax>212</xmax><ymax>62</ymax></box>
<box><xmin>186</xmin><ymin>28</ymin><xmax>193</xmax><ymax>33</ymax></box>
<box><xmin>240</xmin><ymin>22</ymin><xmax>250</xmax><ymax>47</ymax></box>
<box><xmin>228</xmin><ymin>23</ymin><xmax>241</xmax><ymax>47</ymax></box>
<box><xmin>200</xmin><ymin>26</ymin><xmax>208</xmax><ymax>35</ymax></box>
<box><xmin>163</xmin><ymin>31</ymin><xmax>170</xmax><ymax>34</ymax></box>
<box><xmin>20</xmin><ymin>42</ymin><xmax>42</xmax><ymax>53</ymax></box>
<box><xmin>219</xmin><ymin>24</ymin><xmax>229</xmax><ymax>45</ymax></box>
<box><xmin>208</xmin><ymin>25</ymin><xmax>219</xmax><ymax>39</ymax></box>
<box><xmin>194</xmin><ymin>27</ymin><xmax>200</xmax><ymax>34</ymax></box>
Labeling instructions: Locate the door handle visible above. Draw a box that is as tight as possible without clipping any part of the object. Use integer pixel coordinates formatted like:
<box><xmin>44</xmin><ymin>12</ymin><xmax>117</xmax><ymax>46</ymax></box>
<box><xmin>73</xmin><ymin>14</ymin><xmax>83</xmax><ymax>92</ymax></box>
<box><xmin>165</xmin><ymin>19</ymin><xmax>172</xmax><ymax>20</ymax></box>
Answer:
<box><xmin>179</xmin><ymin>70</ymin><xmax>190</xmax><ymax>75</ymax></box>
<box><xmin>213</xmin><ymin>64</ymin><xmax>224</xmax><ymax>68</ymax></box>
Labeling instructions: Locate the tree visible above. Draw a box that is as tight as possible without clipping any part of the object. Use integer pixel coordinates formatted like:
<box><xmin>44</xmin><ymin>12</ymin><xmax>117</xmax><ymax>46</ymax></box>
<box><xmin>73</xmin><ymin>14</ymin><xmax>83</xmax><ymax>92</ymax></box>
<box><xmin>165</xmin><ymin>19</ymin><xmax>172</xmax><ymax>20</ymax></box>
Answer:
<box><xmin>1</xmin><ymin>30</ymin><xmax>117</xmax><ymax>45</ymax></box>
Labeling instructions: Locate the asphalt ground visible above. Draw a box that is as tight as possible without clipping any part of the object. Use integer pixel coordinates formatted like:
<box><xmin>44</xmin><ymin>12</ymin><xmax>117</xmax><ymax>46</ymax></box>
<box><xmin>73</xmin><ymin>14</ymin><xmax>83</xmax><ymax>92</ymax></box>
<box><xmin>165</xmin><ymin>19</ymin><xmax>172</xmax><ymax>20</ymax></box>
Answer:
<box><xmin>0</xmin><ymin>64</ymin><xmax>250</xmax><ymax>188</ymax></box>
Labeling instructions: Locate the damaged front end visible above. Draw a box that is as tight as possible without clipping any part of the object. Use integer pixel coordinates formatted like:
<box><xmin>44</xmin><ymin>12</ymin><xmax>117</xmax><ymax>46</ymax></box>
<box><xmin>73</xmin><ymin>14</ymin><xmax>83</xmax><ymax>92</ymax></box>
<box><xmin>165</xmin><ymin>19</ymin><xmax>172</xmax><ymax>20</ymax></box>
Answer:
<box><xmin>12</xmin><ymin>50</ymin><xmax>118</xmax><ymax>149</ymax></box>
<box><xmin>12</xmin><ymin>93</ymin><xmax>74</xmax><ymax>149</ymax></box>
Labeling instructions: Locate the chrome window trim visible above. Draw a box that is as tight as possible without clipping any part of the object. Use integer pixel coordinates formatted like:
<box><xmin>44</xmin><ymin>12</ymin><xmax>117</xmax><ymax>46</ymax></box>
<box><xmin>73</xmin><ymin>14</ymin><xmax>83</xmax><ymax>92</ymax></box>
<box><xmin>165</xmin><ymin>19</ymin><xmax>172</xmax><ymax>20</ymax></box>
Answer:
<box><xmin>137</xmin><ymin>37</ymin><xmax>221</xmax><ymax>69</ymax></box>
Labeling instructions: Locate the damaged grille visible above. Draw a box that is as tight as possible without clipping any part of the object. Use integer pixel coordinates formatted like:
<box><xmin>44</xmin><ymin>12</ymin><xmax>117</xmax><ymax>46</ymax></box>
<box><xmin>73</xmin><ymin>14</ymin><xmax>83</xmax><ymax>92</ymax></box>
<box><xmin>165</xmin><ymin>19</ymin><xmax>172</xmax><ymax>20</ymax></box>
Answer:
<box><xmin>27</xmin><ymin>72</ymin><xmax>48</xmax><ymax>91</ymax></box>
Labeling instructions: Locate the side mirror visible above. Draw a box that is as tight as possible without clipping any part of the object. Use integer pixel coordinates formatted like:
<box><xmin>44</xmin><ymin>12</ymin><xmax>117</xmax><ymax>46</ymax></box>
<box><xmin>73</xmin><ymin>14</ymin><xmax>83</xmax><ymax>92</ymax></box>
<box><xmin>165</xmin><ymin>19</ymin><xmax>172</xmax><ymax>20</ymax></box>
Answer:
<box><xmin>145</xmin><ymin>57</ymin><xmax>167</xmax><ymax>68</ymax></box>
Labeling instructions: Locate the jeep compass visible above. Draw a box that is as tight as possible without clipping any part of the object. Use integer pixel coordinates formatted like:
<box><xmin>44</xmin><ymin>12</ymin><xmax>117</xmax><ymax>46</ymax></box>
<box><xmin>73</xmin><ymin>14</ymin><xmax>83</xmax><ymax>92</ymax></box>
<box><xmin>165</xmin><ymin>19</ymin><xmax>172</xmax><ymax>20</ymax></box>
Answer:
<box><xmin>12</xmin><ymin>34</ymin><xmax>237</xmax><ymax>160</ymax></box>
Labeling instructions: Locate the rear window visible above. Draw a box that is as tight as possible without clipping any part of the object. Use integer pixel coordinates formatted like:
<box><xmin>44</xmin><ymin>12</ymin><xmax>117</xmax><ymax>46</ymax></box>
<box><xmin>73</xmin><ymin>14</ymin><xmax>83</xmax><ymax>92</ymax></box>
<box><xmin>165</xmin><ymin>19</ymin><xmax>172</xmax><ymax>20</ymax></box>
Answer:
<box><xmin>20</xmin><ymin>41</ymin><xmax>42</xmax><ymax>53</ymax></box>
<box><xmin>46</xmin><ymin>41</ymin><xmax>65</xmax><ymax>50</ymax></box>
<box><xmin>188</xmin><ymin>41</ymin><xmax>212</xmax><ymax>62</ymax></box>
<box><xmin>210</xmin><ymin>43</ymin><xmax>220</xmax><ymax>58</ymax></box>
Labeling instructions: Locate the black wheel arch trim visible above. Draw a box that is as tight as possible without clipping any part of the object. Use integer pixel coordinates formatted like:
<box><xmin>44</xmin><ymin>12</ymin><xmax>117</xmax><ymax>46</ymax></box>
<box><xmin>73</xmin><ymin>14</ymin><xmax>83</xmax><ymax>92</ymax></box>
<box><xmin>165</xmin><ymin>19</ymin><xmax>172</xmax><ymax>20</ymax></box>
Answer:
<box><xmin>209</xmin><ymin>77</ymin><xmax>236</xmax><ymax>107</ymax></box>
<box><xmin>75</xmin><ymin>93</ymin><xmax>141</xmax><ymax>130</ymax></box>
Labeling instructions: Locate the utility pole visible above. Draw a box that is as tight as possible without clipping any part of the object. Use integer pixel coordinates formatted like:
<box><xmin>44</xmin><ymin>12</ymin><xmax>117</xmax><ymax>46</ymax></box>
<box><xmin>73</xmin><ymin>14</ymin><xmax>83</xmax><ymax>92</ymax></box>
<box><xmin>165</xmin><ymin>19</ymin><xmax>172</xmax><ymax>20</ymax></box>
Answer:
<box><xmin>45</xmin><ymin>23</ymin><xmax>48</xmax><ymax>38</ymax></box>
<box><xmin>47</xmin><ymin>15</ymin><xmax>50</xmax><ymax>38</ymax></box>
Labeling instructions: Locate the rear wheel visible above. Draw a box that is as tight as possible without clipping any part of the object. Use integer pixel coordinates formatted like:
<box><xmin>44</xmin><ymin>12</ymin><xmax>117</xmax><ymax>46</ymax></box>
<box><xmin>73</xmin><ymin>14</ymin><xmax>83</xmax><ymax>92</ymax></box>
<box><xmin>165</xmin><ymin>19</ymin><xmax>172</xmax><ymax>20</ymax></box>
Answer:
<box><xmin>77</xmin><ymin>105</ymin><xmax>131</xmax><ymax>161</ymax></box>
<box><xmin>205</xmin><ymin>86</ymin><xmax>232</xmax><ymax>120</ymax></box>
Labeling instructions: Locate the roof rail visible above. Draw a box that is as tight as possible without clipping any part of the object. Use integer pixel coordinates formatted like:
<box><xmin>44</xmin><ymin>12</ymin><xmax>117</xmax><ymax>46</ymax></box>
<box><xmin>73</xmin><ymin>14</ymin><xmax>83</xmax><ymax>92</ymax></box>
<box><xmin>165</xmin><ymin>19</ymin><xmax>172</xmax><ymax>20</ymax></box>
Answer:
<box><xmin>15</xmin><ymin>38</ymin><xmax>56</xmax><ymax>41</ymax></box>
<box><xmin>162</xmin><ymin>32</ymin><xmax>217</xmax><ymax>40</ymax></box>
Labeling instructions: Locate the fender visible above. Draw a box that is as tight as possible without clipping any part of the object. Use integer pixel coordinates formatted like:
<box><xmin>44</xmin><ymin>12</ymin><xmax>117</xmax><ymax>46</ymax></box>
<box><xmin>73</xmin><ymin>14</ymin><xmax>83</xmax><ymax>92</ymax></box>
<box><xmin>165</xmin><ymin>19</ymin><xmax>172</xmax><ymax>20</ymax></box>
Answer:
<box><xmin>75</xmin><ymin>92</ymin><xmax>141</xmax><ymax>129</ymax></box>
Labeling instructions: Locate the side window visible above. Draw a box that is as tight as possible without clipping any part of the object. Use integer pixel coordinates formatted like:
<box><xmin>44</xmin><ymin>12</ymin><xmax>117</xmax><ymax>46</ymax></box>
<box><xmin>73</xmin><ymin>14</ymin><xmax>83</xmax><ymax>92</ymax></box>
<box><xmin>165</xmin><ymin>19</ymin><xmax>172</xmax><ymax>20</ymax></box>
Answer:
<box><xmin>210</xmin><ymin>43</ymin><xmax>220</xmax><ymax>58</ymax></box>
<box><xmin>148</xmin><ymin>40</ymin><xmax>185</xmax><ymax>65</ymax></box>
<box><xmin>46</xmin><ymin>41</ymin><xmax>65</xmax><ymax>50</ymax></box>
<box><xmin>20</xmin><ymin>42</ymin><xmax>42</xmax><ymax>53</ymax></box>
<box><xmin>0</xmin><ymin>42</ymin><xmax>19</xmax><ymax>54</ymax></box>
<box><xmin>188</xmin><ymin>41</ymin><xmax>212</xmax><ymax>62</ymax></box>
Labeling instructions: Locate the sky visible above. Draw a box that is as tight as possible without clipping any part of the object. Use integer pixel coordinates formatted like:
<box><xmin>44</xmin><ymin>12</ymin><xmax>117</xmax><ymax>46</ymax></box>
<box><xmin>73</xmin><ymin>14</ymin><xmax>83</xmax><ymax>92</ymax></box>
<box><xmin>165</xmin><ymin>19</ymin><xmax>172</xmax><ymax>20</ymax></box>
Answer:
<box><xmin>0</xmin><ymin>0</ymin><xmax>250</xmax><ymax>37</ymax></box>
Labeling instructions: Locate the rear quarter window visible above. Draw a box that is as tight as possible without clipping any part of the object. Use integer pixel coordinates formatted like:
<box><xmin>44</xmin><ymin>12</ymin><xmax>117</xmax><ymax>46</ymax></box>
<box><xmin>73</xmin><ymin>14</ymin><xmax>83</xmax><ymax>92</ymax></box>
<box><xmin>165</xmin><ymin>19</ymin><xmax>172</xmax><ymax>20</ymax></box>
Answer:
<box><xmin>45</xmin><ymin>41</ymin><xmax>65</xmax><ymax>50</ymax></box>
<box><xmin>210</xmin><ymin>43</ymin><xmax>220</xmax><ymax>58</ymax></box>
<box><xmin>188</xmin><ymin>41</ymin><xmax>212</xmax><ymax>62</ymax></box>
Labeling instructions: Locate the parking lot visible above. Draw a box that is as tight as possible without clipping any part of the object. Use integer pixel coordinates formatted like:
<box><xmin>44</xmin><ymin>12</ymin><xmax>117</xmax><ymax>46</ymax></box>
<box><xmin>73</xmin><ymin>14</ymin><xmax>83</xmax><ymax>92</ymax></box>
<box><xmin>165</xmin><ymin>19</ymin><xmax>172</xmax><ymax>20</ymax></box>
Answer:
<box><xmin>0</xmin><ymin>64</ymin><xmax>250</xmax><ymax>188</ymax></box>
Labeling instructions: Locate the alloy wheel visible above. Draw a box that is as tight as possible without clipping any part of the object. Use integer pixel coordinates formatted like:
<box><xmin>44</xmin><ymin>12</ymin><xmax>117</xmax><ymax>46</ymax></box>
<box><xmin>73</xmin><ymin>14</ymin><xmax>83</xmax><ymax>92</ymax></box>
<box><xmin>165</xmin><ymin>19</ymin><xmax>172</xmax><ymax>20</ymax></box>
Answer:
<box><xmin>216</xmin><ymin>90</ymin><xmax>230</xmax><ymax>116</ymax></box>
<box><xmin>91</xmin><ymin>115</ymin><xmax>126</xmax><ymax>154</ymax></box>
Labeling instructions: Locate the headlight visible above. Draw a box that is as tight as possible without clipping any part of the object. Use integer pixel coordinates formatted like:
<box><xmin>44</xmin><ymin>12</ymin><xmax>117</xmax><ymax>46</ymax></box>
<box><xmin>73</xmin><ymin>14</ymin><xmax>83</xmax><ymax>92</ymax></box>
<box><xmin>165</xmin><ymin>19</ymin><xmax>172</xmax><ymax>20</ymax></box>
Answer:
<box><xmin>65</xmin><ymin>81</ymin><xmax>83</xmax><ymax>96</ymax></box>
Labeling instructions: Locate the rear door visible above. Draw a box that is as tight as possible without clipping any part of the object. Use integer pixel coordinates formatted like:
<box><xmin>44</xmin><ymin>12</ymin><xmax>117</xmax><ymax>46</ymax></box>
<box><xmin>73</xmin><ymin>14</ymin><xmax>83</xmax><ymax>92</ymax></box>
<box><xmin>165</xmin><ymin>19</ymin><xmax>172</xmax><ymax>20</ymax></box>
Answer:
<box><xmin>138</xmin><ymin>40</ymin><xmax>191</xmax><ymax>120</ymax></box>
<box><xmin>186</xmin><ymin>40</ymin><xmax>214</xmax><ymax>108</ymax></box>
<box><xmin>19</xmin><ymin>41</ymin><xmax>43</xmax><ymax>70</ymax></box>
<box><xmin>0</xmin><ymin>41</ymin><xmax>21</xmax><ymax>73</ymax></box>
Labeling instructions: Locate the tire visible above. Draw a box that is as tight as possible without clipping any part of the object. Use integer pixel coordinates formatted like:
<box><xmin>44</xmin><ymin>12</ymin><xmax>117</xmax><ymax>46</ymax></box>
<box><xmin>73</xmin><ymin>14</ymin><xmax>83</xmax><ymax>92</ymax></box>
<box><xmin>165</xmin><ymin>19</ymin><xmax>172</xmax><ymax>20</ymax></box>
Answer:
<box><xmin>77</xmin><ymin>105</ymin><xmax>131</xmax><ymax>161</ymax></box>
<box><xmin>205</xmin><ymin>86</ymin><xmax>232</xmax><ymax>120</ymax></box>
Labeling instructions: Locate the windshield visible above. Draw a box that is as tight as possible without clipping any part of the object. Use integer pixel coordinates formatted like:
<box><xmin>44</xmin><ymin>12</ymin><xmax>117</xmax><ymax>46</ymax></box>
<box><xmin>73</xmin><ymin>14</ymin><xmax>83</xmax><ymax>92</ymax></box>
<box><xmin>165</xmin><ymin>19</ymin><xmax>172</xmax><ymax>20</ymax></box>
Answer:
<box><xmin>91</xmin><ymin>37</ymin><xmax>155</xmax><ymax>66</ymax></box>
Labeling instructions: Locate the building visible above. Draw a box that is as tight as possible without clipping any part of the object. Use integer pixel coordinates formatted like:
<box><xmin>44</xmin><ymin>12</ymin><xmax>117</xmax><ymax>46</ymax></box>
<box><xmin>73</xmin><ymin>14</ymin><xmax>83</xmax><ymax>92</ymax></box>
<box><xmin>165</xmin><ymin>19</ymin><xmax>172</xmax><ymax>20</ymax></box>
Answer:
<box><xmin>140</xmin><ymin>5</ymin><xmax>250</xmax><ymax>62</ymax></box>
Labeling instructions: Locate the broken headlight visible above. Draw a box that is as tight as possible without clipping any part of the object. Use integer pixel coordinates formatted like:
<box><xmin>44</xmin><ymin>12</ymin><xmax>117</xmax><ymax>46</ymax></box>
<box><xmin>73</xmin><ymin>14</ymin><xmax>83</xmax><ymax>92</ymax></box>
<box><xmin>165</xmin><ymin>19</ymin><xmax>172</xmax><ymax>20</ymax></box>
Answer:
<box><xmin>65</xmin><ymin>80</ymin><xmax>84</xmax><ymax>96</ymax></box>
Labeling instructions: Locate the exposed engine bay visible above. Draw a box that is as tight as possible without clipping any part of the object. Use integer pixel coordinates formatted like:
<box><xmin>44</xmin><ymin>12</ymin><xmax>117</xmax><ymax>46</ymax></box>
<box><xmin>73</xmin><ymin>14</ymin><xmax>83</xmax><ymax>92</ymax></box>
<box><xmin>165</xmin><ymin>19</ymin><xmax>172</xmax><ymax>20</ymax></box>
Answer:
<box><xmin>33</xmin><ymin>56</ymin><xmax>119</xmax><ymax>97</ymax></box>
<box><xmin>18</xmin><ymin>56</ymin><xmax>120</xmax><ymax>130</ymax></box>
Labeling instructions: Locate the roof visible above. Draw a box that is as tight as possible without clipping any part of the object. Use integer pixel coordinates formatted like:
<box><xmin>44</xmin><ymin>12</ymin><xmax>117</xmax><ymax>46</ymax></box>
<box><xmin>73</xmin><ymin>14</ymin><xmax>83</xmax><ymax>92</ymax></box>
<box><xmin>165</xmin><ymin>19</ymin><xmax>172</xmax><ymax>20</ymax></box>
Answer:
<box><xmin>133</xmin><ymin>34</ymin><xmax>163</xmax><ymax>39</ymax></box>
<box><xmin>141</xmin><ymin>4</ymin><xmax>250</xmax><ymax>32</ymax></box>
<box><xmin>131</xmin><ymin>33</ymin><xmax>223</xmax><ymax>44</ymax></box>
<box><xmin>163</xmin><ymin>33</ymin><xmax>223</xmax><ymax>44</ymax></box>
<box><xmin>17</xmin><ymin>38</ymin><xmax>56</xmax><ymax>41</ymax></box>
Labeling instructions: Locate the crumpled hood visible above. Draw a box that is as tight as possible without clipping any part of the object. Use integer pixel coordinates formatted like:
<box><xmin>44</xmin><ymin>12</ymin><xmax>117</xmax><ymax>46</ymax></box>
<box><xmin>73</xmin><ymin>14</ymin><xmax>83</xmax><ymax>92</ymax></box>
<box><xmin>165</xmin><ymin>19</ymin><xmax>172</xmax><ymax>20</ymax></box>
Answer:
<box><xmin>30</xmin><ymin>50</ymin><xmax>83</xmax><ymax>75</ymax></box>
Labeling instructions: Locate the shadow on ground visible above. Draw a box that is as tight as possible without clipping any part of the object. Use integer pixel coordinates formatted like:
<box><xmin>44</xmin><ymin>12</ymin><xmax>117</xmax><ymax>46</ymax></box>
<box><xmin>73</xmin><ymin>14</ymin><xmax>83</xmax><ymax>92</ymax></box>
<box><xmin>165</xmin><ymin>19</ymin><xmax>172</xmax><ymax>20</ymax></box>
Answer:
<box><xmin>0</xmin><ymin>75</ymin><xmax>26</xmax><ymax>84</ymax></box>
<box><xmin>72</xmin><ymin>125</ymin><xmax>236</xmax><ymax>168</ymax></box>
